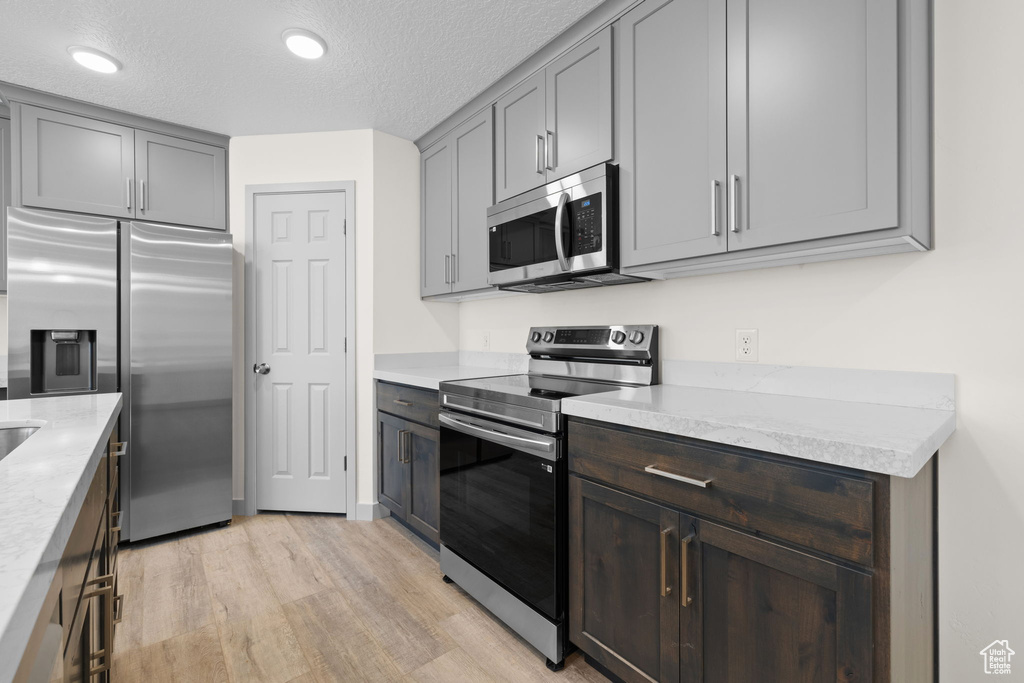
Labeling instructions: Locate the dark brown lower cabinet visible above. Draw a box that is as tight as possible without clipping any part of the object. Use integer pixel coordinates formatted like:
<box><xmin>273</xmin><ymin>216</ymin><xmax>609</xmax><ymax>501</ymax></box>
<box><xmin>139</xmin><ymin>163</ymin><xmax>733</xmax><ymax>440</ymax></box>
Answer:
<box><xmin>376</xmin><ymin>381</ymin><xmax>441</xmax><ymax>544</ymax></box>
<box><xmin>572</xmin><ymin>478</ymin><xmax>872</xmax><ymax>683</ymax></box>
<box><xmin>569</xmin><ymin>418</ymin><xmax>935</xmax><ymax>683</ymax></box>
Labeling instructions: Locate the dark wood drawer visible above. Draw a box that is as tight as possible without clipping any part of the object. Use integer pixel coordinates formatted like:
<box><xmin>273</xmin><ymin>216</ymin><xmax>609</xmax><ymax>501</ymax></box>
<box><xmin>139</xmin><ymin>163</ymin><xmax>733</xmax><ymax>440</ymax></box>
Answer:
<box><xmin>376</xmin><ymin>381</ymin><xmax>439</xmax><ymax>428</ymax></box>
<box><xmin>568</xmin><ymin>420</ymin><xmax>875</xmax><ymax>566</ymax></box>
<box><xmin>61</xmin><ymin>460</ymin><xmax>107</xmax><ymax>648</ymax></box>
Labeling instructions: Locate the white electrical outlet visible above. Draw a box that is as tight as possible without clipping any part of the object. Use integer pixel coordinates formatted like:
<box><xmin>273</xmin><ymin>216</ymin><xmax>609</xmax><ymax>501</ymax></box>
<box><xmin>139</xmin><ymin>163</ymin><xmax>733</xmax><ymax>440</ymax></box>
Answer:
<box><xmin>482</xmin><ymin>331</ymin><xmax>491</xmax><ymax>351</ymax></box>
<box><xmin>735</xmin><ymin>328</ymin><xmax>758</xmax><ymax>362</ymax></box>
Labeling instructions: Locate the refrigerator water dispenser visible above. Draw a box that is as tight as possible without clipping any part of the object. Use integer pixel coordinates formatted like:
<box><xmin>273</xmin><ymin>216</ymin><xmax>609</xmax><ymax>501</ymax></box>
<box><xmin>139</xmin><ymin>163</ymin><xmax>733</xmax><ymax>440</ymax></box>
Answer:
<box><xmin>30</xmin><ymin>330</ymin><xmax>98</xmax><ymax>394</ymax></box>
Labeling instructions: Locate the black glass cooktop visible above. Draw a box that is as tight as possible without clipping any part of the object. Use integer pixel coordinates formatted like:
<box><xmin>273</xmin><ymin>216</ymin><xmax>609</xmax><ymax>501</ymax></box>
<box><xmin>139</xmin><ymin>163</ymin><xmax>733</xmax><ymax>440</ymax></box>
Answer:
<box><xmin>440</xmin><ymin>374</ymin><xmax>624</xmax><ymax>413</ymax></box>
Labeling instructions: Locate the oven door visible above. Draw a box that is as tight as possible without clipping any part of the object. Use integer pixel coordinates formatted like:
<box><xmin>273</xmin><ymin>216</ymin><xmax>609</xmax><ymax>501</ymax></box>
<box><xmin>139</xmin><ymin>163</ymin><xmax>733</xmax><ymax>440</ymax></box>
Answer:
<box><xmin>439</xmin><ymin>411</ymin><xmax>565</xmax><ymax>621</ymax></box>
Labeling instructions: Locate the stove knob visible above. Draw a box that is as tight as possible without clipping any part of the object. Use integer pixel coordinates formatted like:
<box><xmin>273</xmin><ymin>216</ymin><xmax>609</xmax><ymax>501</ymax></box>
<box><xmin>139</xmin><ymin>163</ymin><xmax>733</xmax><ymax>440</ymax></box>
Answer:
<box><xmin>543</xmin><ymin>331</ymin><xmax>555</xmax><ymax>343</ymax></box>
<box><xmin>611</xmin><ymin>330</ymin><xmax>627</xmax><ymax>345</ymax></box>
<box><xmin>628</xmin><ymin>330</ymin><xmax>645</xmax><ymax>345</ymax></box>
<box><xmin>530</xmin><ymin>331</ymin><xmax>542</xmax><ymax>343</ymax></box>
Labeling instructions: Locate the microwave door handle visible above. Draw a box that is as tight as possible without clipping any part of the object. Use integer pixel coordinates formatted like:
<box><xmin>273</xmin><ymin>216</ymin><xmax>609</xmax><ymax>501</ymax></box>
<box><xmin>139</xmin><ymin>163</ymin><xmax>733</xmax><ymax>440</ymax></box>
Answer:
<box><xmin>439</xmin><ymin>413</ymin><xmax>556</xmax><ymax>459</ymax></box>
<box><xmin>554</xmin><ymin>192</ymin><xmax>570</xmax><ymax>272</ymax></box>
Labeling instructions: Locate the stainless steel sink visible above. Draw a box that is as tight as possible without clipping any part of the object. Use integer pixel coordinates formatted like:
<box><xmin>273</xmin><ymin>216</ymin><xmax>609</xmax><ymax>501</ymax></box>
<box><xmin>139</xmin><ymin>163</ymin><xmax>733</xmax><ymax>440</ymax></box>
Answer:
<box><xmin>0</xmin><ymin>427</ymin><xmax>41</xmax><ymax>461</ymax></box>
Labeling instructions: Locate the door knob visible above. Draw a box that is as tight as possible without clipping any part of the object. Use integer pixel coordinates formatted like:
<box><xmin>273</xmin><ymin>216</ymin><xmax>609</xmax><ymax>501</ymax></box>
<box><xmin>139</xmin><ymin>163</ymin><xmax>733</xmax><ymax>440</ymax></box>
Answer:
<box><xmin>253</xmin><ymin>363</ymin><xmax>271</xmax><ymax>375</ymax></box>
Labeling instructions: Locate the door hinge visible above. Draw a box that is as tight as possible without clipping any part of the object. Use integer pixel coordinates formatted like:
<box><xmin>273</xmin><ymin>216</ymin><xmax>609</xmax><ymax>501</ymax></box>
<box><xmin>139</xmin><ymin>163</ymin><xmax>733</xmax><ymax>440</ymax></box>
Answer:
<box><xmin>344</xmin><ymin>456</ymin><xmax>348</xmax><ymax>471</ymax></box>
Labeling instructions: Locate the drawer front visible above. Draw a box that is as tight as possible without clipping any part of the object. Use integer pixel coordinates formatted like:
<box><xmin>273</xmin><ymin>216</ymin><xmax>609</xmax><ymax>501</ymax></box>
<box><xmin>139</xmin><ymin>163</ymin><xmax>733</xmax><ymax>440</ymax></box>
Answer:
<box><xmin>569</xmin><ymin>421</ymin><xmax>874</xmax><ymax>565</ymax></box>
<box><xmin>376</xmin><ymin>381</ymin><xmax>439</xmax><ymax>428</ymax></box>
<box><xmin>61</xmin><ymin>463</ymin><xmax>107</xmax><ymax>649</ymax></box>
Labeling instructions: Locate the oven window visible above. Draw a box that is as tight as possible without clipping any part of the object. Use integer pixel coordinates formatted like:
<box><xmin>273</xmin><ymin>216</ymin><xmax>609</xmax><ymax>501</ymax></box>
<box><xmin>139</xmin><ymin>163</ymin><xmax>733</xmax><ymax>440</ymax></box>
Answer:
<box><xmin>489</xmin><ymin>203</ymin><xmax>572</xmax><ymax>272</ymax></box>
<box><xmin>440</xmin><ymin>425</ymin><xmax>561</xmax><ymax>620</ymax></box>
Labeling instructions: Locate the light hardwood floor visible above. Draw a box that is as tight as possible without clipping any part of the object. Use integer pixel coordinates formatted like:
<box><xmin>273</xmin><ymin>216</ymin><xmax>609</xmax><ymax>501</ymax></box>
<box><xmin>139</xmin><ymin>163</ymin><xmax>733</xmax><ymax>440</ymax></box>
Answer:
<box><xmin>112</xmin><ymin>513</ymin><xmax>608</xmax><ymax>683</ymax></box>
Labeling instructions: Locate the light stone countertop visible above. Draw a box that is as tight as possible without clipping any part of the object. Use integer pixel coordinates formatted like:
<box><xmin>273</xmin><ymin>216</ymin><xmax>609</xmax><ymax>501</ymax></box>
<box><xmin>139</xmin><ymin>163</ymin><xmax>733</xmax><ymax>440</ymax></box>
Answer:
<box><xmin>562</xmin><ymin>384</ymin><xmax>955</xmax><ymax>478</ymax></box>
<box><xmin>0</xmin><ymin>393</ymin><xmax>123</xmax><ymax>680</ymax></box>
<box><xmin>372</xmin><ymin>365</ymin><xmax>517</xmax><ymax>391</ymax></box>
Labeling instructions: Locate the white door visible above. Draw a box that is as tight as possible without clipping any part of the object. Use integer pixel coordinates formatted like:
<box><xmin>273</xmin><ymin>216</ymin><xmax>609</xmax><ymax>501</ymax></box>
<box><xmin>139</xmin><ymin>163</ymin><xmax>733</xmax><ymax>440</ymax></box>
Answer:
<box><xmin>254</xmin><ymin>190</ymin><xmax>348</xmax><ymax>512</ymax></box>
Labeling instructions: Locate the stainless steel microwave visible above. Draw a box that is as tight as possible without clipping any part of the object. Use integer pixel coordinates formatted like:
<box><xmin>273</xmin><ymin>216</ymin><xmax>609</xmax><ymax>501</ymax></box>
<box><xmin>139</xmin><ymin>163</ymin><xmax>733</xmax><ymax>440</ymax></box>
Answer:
<box><xmin>486</xmin><ymin>164</ymin><xmax>647</xmax><ymax>293</ymax></box>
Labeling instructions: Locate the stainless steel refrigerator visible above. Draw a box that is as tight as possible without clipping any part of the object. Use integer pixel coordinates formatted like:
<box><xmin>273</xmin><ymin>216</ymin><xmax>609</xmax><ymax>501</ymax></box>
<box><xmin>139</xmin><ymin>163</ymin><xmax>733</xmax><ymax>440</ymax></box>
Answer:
<box><xmin>7</xmin><ymin>207</ymin><xmax>233</xmax><ymax>542</ymax></box>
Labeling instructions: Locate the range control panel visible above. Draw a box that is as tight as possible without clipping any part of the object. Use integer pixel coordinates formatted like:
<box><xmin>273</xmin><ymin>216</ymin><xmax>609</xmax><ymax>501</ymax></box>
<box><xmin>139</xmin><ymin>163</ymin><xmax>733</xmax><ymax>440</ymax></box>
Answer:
<box><xmin>526</xmin><ymin>324</ymin><xmax>658</xmax><ymax>357</ymax></box>
<box><xmin>572</xmin><ymin>194</ymin><xmax>602</xmax><ymax>256</ymax></box>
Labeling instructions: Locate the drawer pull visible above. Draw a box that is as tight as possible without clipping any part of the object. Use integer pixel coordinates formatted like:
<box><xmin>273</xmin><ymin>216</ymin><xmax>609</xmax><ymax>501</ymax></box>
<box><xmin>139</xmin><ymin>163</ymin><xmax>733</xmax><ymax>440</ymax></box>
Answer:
<box><xmin>111</xmin><ymin>441</ymin><xmax>127</xmax><ymax>458</ymax></box>
<box><xmin>644</xmin><ymin>465</ymin><xmax>712</xmax><ymax>488</ymax></box>
<box><xmin>681</xmin><ymin>530</ymin><xmax>695</xmax><ymax>607</ymax></box>
<box><xmin>113</xmin><ymin>594</ymin><xmax>124</xmax><ymax>624</ymax></box>
<box><xmin>660</xmin><ymin>527</ymin><xmax>673</xmax><ymax>598</ymax></box>
<box><xmin>393</xmin><ymin>399</ymin><xmax>413</xmax><ymax>407</ymax></box>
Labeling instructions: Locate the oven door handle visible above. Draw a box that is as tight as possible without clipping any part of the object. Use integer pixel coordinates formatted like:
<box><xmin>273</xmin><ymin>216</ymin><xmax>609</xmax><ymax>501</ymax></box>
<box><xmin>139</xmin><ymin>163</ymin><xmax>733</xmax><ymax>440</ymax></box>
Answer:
<box><xmin>554</xmin><ymin>192</ymin><xmax>570</xmax><ymax>272</ymax></box>
<box><xmin>439</xmin><ymin>413</ymin><xmax>557</xmax><ymax>459</ymax></box>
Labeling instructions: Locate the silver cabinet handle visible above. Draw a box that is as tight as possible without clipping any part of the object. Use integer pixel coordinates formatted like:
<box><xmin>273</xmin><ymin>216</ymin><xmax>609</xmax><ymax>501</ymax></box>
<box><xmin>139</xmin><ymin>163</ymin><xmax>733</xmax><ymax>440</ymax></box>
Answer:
<box><xmin>536</xmin><ymin>135</ymin><xmax>545</xmax><ymax>175</ymax></box>
<box><xmin>645</xmin><ymin>465</ymin><xmax>712</xmax><ymax>488</ymax></box>
<box><xmin>553</xmin><ymin>192</ymin><xmax>570</xmax><ymax>272</ymax></box>
<box><xmin>141</xmin><ymin>179</ymin><xmax>147</xmax><ymax>211</ymax></box>
<box><xmin>546</xmin><ymin>130</ymin><xmax>555</xmax><ymax>171</ymax></box>
<box><xmin>451</xmin><ymin>253</ymin><xmax>457</xmax><ymax>283</ymax></box>
<box><xmin>711</xmin><ymin>179</ymin><xmax>720</xmax><ymax>236</ymax></box>
<box><xmin>126</xmin><ymin>178</ymin><xmax>132</xmax><ymax>210</ymax></box>
<box><xmin>253</xmin><ymin>363</ymin><xmax>271</xmax><ymax>375</ymax></box>
<box><xmin>729</xmin><ymin>174</ymin><xmax>740</xmax><ymax>233</ymax></box>
<box><xmin>444</xmin><ymin>254</ymin><xmax>450</xmax><ymax>284</ymax></box>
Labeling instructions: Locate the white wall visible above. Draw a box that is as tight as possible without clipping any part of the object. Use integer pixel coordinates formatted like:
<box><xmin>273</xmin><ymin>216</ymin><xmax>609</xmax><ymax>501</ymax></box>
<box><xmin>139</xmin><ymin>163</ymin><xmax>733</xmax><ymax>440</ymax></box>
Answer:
<box><xmin>228</xmin><ymin>129</ymin><xmax>458</xmax><ymax>512</ymax></box>
<box><xmin>459</xmin><ymin>2</ymin><xmax>1023</xmax><ymax>678</ymax></box>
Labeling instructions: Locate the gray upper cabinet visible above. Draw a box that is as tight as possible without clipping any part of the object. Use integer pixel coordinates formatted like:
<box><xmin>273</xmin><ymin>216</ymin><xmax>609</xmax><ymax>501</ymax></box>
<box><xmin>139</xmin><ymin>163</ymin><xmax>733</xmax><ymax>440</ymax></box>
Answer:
<box><xmin>421</xmin><ymin>109</ymin><xmax>496</xmax><ymax>299</ymax></box>
<box><xmin>494</xmin><ymin>71</ymin><xmax>546</xmax><ymax>203</ymax></box>
<box><xmin>546</xmin><ymin>26</ymin><xmax>613</xmax><ymax>181</ymax></box>
<box><xmin>726</xmin><ymin>0</ymin><xmax>898</xmax><ymax>251</ymax></box>
<box><xmin>421</xmin><ymin>137</ymin><xmax>454</xmax><ymax>297</ymax></box>
<box><xmin>495</xmin><ymin>26</ymin><xmax>613</xmax><ymax>203</ymax></box>
<box><xmin>1</xmin><ymin>116</ymin><xmax>10</xmax><ymax>292</ymax></box>
<box><xmin>20</xmin><ymin>105</ymin><xmax>135</xmax><ymax>219</ymax></box>
<box><xmin>451</xmin><ymin>109</ymin><xmax>494</xmax><ymax>294</ymax></box>
<box><xmin>136</xmin><ymin>131</ymin><xmax>226</xmax><ymax>230</ymax></box>
<box><xmin>618</xmin><ymin>0</ymin><xmax>728</xmax><ymax>268</ymax></box>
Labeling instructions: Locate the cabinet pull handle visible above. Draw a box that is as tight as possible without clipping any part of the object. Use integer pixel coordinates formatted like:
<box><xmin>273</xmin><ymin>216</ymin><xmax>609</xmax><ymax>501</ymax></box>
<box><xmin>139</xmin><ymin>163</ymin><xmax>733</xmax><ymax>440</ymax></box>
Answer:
<box><xmin>546</xmin><ymin>130</ymin><xmax>555</xmax><ymax>171</ymax></box>
<box><xmin>111</xmin><ymin>441</ymin><xmax>127</xmax><ymax>458</ymax></box>
<box><xmin>84</xmin><ymin>582</ymin><xmax>114</xmax><ymax>675</ymax></box>
<box><xmin>403</xmin><ymin>431</ymin><xmax>413</xmax><ymax>464</ymax></box>
<box><xmin>126</xmin><ymin>178</ymin><xmax>133</xmax><ymax>210</ymax></box>
<box><xmin>729</xmin><ymin>174</ymin><xmax>740</xmax><ymax>233</ymax></box>
<box><xmin>660</xmin><ymin>527</ymin><xmax>673</xmax><ymax>597</ymax></box>
<box><xmin>536</xmin><ymin>135</ymin><xmax>545</xmax><ymax>175</ymax></box>
<box><xmin>141</xmin><ymin>179</ymin><xmax>147</xmax><ymax>211</ymax></box>
<box><xmin>711</xmin><ymin>179</ymin><xmax>720</xmax><ymax>236</ymax></box>
<box><xmin>444</xmin><ymin>254</ymin><xmax>450</xmax><ymax>284</ymax></box>
<box><xmin>644</xmin><ymin>465</ymin><xmax>712</xmax><ymax>488</ymax></box>
<box><xmin>393</xmin><ymin>399</ymin><xmax>413</xmax><ymax>407</ymax></box>
<box><xmin>681</xmin><ymin>530</ymin><xmax>695</xmax><ymax>607</ymax></box>
<box><xmin>397</xmin><ymin>430</ymin><xmax>407</xmax><ymax>462</ymax></box>
<box><xmin>113</xmin><ymin>594</ymin><xmax>124</xmax><ymax>624</ymax></box>
<box><xmin>451</xmin><ymin>253</ymin><xmax>457</xmax><ymax>283</ymax></box>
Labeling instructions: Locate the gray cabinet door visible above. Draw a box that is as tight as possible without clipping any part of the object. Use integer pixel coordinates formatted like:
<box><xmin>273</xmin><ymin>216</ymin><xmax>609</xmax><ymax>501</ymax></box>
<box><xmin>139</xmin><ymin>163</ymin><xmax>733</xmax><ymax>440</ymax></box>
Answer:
<box><xmin>494</xmin><ymin>71</ymin><xmax>547</xmax><ymax>203</ymax></box>
<box><xmin>726</xmin><ymin>0</ymin><xmax>898</xmax><ymax>251</ymax></box>
<box><xmin>546</xmin><ymin>26</ymin><xmax>613</xmax><ymax>180</ymax></box>
<box><xmin>618</xmin><ymin>0</ymin><xmax>727</xmax><ymax>268</ymax></box>
<box><xmin>1</xmin><ymin>117</ymin><xmax>9</xmax><ymax>292</ymax></box>
<box><xmin>135</xmin><ymin>131</ymin><xmax>226</xmax><ymax>230</ymax></box>
<box><xmin>420</xmin><ymin>137</ymin><xmax>453</xmax><ymax>297</ymax></box>
<box><xmin>451</xmin><ymin>108</ymin><xmax>494</xmax><ymax>294</ymax></box>
<box><xmin>19</xmin><ymin>105</ymin><xmax>135</xmax><ymax>219</ymax></box>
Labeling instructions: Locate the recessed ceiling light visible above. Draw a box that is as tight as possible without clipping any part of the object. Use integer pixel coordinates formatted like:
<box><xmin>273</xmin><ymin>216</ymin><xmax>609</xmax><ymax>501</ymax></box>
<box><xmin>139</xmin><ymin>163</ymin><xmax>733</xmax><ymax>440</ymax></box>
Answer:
<box><xmin>67</xmin><ymin>46</ymin><xmax>122</xmax><ymax>74</ymax></box>
<box><xmin>282</xmin><ymin>29</ymin><xmax>327</xmax><ymax>60</ymax></box>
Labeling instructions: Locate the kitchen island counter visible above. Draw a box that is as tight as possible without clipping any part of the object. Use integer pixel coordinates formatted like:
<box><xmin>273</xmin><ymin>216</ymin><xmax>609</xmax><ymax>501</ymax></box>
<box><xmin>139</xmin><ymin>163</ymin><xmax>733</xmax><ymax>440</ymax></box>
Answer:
<box><xmin>0</xmin><ymin>393</ymin><xmax>122</xmax><ymax>679</ymax></box>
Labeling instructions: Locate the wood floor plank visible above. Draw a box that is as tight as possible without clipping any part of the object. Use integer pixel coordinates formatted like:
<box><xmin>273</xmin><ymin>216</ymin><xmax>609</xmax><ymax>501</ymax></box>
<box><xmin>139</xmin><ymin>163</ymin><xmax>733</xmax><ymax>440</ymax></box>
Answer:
<box><xmin>113</xmin><ymin>546</ymin><xmax>146</xmax><ymax>652</ymax></box>
<box><xmin>203</xmin><ymin>542</ymin><xmax>280</xmax><ymax>623</ymax></box>
<box><xmin>178</xmin><ymin>516</ymin><xmax>252</xmax><ymax>556</ymax></box>
<box><xmin>247</xmin><ymin>514</ymin><xmax>334</xmax><ymax>604</ymax></box>
<box><xmin>282</xmin><ymin>589</ymin><xmax>405</xmax><ymax>683</ymax></box>
<box><xmin>407</xmin><ymin>646</ymin><xmax>500</xmax><ymax>683</ymax></box>
<box><xmin>137</xmin><ymin>540</ymin><xmax>215</xmax><ymax>646</ymax></box>
<box><xmin>217</xmin><ymin>606</ymin><xmax>310</xmax><ymax>683</ymax></box>
<box><xmin>113</xmin><ymin>623</ymin><xmax>229</xmax><ymax>683</ymax></box>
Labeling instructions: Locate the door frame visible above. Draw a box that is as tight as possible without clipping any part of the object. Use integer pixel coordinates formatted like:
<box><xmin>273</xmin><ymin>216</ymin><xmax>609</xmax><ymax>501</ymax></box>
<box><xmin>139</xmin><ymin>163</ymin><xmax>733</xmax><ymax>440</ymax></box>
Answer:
<box><xmin>243</xmin><ymin>181</ymin><xmax>357</xmax><ymax>518</ymax></box>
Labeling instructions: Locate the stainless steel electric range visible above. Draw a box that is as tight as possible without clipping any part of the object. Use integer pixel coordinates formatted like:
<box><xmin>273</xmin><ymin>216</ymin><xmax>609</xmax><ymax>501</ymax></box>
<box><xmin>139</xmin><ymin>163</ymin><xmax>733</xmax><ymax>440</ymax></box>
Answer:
<box><xmin>438</xmin><ymin>325</ymin><xmax>659</xmax><ymax>670</ymax></box>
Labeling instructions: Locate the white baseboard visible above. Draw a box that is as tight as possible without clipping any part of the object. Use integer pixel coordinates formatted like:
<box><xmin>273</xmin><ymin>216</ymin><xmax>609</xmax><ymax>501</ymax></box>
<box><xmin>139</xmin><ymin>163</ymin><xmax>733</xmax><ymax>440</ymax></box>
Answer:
<box><xmin>356</xmin><ymin>502</ymin><xmax>390</xmax><ymax>521</ymax></box>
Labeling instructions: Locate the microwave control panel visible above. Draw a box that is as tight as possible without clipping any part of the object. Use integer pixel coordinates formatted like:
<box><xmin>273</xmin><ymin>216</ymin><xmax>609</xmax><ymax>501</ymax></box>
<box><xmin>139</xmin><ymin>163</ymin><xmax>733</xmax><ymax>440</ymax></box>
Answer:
<box><xmin>572</xmin><ymin>194</ymin><xmax>602</xmax><ymax>256</ymax></box>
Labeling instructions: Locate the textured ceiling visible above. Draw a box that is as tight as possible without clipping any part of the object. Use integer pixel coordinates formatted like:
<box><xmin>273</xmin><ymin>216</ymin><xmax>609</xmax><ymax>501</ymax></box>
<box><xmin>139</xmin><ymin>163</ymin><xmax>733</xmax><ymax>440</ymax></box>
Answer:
<box><xmin>0</xmin><ymin>0</ymin><xmax>603</xmax><ymax>139</ymax></box>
